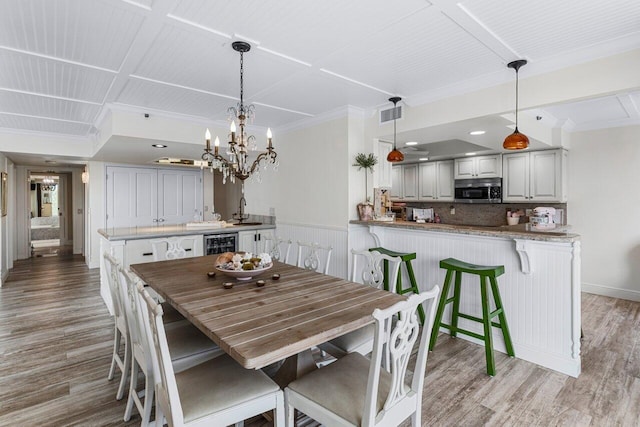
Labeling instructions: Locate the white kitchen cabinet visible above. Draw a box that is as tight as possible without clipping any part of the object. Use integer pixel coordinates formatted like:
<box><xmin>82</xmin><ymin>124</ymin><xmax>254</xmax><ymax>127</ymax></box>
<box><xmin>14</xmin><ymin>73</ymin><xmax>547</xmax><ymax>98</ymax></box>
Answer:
<box><xmin>238</xmin><ymin>229</ymin><xmax>275</xmax><ymax>254</ymax></box>
<box><xmin>124</xmin><ymin>235</ymin><xmax>203</xmax><ymax>266</ymax></box>
<box><xmin>402</xmin><ymin>164</ymin><xmax>418</xmax><ymax>200</ymax></box>
<box><xmin>503</xmin><ymin>149</ymin><xmax>567</xmax><ymax>202</ymax></box>
<box><xmin>418</xmin><ymin>160</ymin><xmax>454</xmax><ymax>201</ymax></box>
<box><xmin>390</xmin><ymin>166</ymin><xmax>403</xmax><ymax>199</ymax></box>
<box><xmin>106</xmin><ymin>166</ymin><xmax>203</xmax><ymax>228</ymax></box>
<box><xmin>372</xmin><ymin>139</ymin><xmax>393</xmax><ymax>189</ymax></box>
<box><xmin>454</xmin><ymin>154</ymin><xmax>502</xmax><ymax>179</ymax></box>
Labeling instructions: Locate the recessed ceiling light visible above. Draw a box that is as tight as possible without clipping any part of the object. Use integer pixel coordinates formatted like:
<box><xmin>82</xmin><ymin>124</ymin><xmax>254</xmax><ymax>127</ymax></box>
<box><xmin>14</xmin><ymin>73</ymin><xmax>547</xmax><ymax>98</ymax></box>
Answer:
<box><xmin>469</xmin><ymin>130</ymin><xmax>485</xmax><ymax>135</ymax></box>
<box><xmin>419</xmin><ymin>157</ymin><xmax>429</xmax><ymax>161</ymax></box>
<box><xmin>405</xmin><ymin>141</ymin><xmax>418</xmax><ymax>146</ymax></box>
<box><xmin>152</xmin><ymin>144</ymin><xmax>167</xmax><ymax>148</ymax></box>
<box><xmin>465</xmin><ymin>152</ymin><xmax>477</xmax><ymax>156</ymax></box>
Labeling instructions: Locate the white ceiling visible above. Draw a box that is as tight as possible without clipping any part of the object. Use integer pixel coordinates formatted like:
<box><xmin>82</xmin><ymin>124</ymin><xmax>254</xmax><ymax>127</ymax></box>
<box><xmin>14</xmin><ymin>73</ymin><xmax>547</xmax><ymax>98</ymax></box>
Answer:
<box><xmin>1</xmin><ymin>0</ymin><xmax>639</xmax><ymax>166</ymax></box>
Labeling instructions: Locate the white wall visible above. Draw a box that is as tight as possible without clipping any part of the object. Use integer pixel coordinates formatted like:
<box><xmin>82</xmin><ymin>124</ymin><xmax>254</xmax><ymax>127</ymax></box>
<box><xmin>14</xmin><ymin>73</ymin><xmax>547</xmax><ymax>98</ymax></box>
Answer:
<box><xmin>86</xmin><ymin>161</ymin><xmax>105</xmax><ymax>269</ymax></box>
<box><xmin>569</xmin><ymin>125</ymin><xmax>640</xmax><ymax>300</ymax></box>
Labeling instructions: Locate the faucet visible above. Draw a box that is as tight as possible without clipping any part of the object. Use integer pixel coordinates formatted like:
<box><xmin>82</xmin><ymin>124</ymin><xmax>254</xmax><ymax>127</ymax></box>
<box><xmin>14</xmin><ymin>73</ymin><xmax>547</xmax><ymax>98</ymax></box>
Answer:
<box><xmin>235</xmin><ymin>196</ymin><xmax>247</xmax><ymax>223</ymax></box>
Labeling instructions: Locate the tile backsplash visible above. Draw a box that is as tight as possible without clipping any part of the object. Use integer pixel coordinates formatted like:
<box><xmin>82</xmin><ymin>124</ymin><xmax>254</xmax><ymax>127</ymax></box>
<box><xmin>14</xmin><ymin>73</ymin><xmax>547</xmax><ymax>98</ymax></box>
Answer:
<box><xmin>403</xmin><ymin>202</ymin><xmax>568</xmax><ymax>227</ymax></box>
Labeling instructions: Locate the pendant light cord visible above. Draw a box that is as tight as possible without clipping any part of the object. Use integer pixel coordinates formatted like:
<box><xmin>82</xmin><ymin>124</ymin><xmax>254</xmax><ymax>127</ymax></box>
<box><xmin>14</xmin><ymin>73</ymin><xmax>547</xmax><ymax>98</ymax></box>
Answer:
<box><xmin>514</xmin><ymin>68</ymin><xmax>519</xmax><ymax>130</ymax></box>
<box><xmin>239</xmin><ymin>51</ymin><xmax>245</xmax><ymax>115</ymax></box>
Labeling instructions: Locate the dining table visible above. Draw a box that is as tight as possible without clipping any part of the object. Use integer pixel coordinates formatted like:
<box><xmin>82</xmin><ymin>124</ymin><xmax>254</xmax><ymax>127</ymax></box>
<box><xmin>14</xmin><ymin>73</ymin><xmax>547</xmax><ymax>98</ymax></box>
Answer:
<box><xmin>130</xmin><ymin>255</ymin><xmax>405</xmax><ymax>385</ymax></box>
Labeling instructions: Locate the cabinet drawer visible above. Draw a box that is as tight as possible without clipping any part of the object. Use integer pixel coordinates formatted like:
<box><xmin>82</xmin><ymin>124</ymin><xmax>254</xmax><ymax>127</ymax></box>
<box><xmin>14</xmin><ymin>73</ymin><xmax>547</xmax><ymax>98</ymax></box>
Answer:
<box><xmin>124</xmin><ymin>239</ymin><xmax>156</xmax><ymax>266</ymax></box>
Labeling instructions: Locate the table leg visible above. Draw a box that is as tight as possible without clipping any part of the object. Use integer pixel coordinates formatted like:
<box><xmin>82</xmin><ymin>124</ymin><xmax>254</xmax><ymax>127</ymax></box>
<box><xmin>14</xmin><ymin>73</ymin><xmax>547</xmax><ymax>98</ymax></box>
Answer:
<box><xmin>273</xmin><ymin>349</ymin><xmax>317</xmax><ymax>388</ymax></box>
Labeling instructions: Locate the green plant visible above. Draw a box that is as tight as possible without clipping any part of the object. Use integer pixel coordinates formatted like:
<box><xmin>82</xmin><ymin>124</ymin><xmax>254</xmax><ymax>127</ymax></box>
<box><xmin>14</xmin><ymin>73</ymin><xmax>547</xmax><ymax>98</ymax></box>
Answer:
<box><xmin>353</xmin><ymin>153</ymin><xmax>378</xmax><ymax>202</ymax></box>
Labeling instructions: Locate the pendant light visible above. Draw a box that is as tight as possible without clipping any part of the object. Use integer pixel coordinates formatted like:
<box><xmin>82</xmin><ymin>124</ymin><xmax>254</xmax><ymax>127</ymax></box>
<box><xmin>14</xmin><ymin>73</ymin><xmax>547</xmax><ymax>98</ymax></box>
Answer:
<box><xmin>386</xmin><ymin>96</ymin><xmax>404</xmax><ymax>162</ymax></box>
<box><xmin>503</xmin><ymin>59</ymin><xmax>529</xmax><ymax>150</ymax></box>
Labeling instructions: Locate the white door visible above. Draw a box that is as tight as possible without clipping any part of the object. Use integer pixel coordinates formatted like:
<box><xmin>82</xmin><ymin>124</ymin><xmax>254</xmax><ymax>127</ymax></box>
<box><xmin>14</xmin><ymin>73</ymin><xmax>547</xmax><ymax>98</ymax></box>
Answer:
<box><xmin>158</xmin><ymin>169</ymin><xmax>203</xmax><ymax>225</ymax></box>
<box><xmin>502</xmin><ymin>153</ymin><xmax>530</xmax><ymax>202</ymax></box>
<box><xmin>436</xmin><ymin>160</ymin><xmax>455</xmax><ymax>201</ymax></box>
<box><xmin>106</xmin><ymin>166</ymin><xmax>158</xmax><ymax>228</ymax></box>
<box><xmin>418</xmin><ymin>162</ymin><xmax>437</xmax><ymax>200</ymax></box>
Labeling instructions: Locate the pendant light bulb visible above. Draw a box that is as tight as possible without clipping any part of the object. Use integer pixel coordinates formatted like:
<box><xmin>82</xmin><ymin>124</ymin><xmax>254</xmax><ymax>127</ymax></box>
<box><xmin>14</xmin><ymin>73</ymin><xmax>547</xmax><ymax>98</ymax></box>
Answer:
<box><xmin>386</xmin><ymin>96</ymin><xmax>404</xmax><ymax>163</ymax></box>
<box><xmin>503</xmin><ymin>59</ymin><xmax>529</xmax><ymax>150</ymax></box>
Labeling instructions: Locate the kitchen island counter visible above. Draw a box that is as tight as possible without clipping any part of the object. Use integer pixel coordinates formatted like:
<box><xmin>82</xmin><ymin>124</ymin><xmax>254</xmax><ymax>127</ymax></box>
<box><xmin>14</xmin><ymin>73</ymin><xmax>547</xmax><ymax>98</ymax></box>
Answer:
<box><xmin>349</xmin><ymin>219</ymin><xmax>581</xmax><ymax>377</ymax></box>
<box><xmin>350</xmin><ymin>219</ymin><xmax>579</xmax><ymax>243</ymax></box>
<box><xmin>98</xmin><ymin>222</ymin><xmax>275</xmax><ymax>241</ymax></box>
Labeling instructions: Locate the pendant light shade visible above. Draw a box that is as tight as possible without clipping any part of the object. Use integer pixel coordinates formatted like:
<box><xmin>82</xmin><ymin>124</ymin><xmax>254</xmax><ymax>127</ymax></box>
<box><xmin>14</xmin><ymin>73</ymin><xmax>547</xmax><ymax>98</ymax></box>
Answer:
<box><xmin>386</xmin><ymin>97</ymin><xmax>404</xmax><ymax>162</ymax></box>
<box><xmin>503</xmin><ymin>59</ymin><xmax>529</xmax><ymax>150</ymax></box>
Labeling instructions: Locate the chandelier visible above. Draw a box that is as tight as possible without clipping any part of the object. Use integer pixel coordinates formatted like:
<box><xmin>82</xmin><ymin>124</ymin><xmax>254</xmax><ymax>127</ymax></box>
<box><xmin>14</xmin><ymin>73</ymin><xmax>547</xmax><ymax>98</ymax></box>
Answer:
<box><xmin>202</xmin><ymin>41</ymin><xmax>277</xmax><ymax>187</ymax></box>
<box><xmin>41</xmin><ymin>176</ymin><xmax>57</xmax><ymax>192</ymax></box>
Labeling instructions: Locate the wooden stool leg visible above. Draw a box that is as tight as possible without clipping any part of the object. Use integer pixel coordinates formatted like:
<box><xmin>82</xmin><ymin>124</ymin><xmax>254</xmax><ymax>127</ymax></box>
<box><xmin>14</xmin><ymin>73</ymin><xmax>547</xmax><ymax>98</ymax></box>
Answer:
<box><xmin>450</xmin><ymin>271</ymin><xmax>462</xmax><ymax>338</ymax></box>
<box><xmin>489</xmin><ymin>276</ymin><xmax>515</xmax><ymax>357</ymax></box>
<box><xmin>405</xmin><ymin>260</ymin><xmax>426</xmax><ymax>325</ymax></box>
<box><xmin>429</xmin><ymin>269</ymin><xmax>454</xmax><ymax>351</ymax></box>
<box><xmin>480</xmin><ymin>275</ymin><xmax>496</xmax><ymax>376</ymax></box>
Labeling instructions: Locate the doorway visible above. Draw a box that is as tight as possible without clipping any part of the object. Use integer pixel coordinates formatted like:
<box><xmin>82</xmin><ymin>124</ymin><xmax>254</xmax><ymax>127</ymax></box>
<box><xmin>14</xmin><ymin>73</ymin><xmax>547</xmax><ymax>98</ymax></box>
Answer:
<box><xmin>29</xmin><ymin>173</ymin><xmax>72</xmax><ymax>257</ymax></box>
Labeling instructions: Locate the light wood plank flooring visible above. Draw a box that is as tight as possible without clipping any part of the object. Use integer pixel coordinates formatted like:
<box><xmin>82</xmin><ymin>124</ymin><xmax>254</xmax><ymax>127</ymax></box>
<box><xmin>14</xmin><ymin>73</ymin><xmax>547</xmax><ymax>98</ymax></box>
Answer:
<box><xmin>1</xmin><ymin>254</ymin><xmax>639</xmax><ymax>426</ymax></box>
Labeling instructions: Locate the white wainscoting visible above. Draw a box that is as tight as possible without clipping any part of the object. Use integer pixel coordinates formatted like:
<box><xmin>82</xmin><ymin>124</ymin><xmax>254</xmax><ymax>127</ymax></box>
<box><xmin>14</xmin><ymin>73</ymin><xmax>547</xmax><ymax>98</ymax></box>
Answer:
<box><xmin>275</xmin><ymin>222</ymin><xmax>349</xmax><ymax>279</ymax></box>
<box><xmin>349</xmin><ymin>224</ymin><xmax>581</xmax><ymax>377</ymax></box>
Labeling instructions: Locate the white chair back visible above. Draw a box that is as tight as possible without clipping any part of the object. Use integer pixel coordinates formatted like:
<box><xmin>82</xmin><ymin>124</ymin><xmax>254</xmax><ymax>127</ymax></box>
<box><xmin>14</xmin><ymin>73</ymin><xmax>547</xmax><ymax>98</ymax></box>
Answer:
<box><xmin>151</xmin><ymin>236</ymin><xmax>198</xmax><ymax>261</ymax></box>
<box><xmin>351</xmin><ymin>249</ymin><xmax>402</xmax><ymax>292</ymax></box>
<box><xmin>265</xmin><ymin>235</ymin><xmax>292</xmax><ymax>264</ymax></box>
<box><xmin>363</xmin><ymin>289</ymin><xmax>440</xmax><ymax>426</ymax></box>
<box><xmin>103</xmin><ymin>252</ymin><xmax>130</xmax><ymax>400</ymax></box>
<box><xmin>296</xmin><ymin>241</ymin><xmax>332</xmax><ymax>274</ymax></box>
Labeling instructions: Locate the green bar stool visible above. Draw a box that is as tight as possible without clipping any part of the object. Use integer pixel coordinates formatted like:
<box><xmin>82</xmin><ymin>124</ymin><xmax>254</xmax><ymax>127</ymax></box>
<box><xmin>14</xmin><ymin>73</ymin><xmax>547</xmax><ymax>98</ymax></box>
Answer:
<box><xmin>369</xmin><ymin>247</ymin><xmax>426</xmax><ymax>325</ymax></box>
<box><xmin>428</xmin><ymin>258</ymin><xmax>515</xmax><ymax>376</ymax></box>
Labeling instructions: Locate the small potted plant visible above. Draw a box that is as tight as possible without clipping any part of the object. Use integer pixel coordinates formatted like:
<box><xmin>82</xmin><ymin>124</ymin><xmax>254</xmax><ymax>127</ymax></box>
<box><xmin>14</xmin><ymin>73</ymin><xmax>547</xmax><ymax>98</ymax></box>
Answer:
<box><xmin>353</xmin><ymin>153</ymin><xmax>377</xmax><ymax>220</ymax></box>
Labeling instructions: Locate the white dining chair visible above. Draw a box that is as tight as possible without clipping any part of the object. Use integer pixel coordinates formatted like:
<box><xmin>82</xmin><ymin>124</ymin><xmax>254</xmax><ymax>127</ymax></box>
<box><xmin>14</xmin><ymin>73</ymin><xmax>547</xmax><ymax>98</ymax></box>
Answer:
<box><xmin>104</xmin><ymin>252</ymin><xmax>131</xmax><ymax>401</ymax></box>
<box><xmin>139</xmin><ymin>285</ymin><xmax>285</xmax><ymax>427</ymax></box>
<box><xmin>285</xmin><ymin>288</ymin><xmax>440</xmax><ymax>427</ymax></box>
<box><xmin>297</xmin><ymin>241</ymin><xmax>332</xmax><ymax>274</ymax></box>
<box><xmin>120</xmin><ymin>269</ymin><xmax>225</xmax><ymax>425</ymax></box>
<box><xmin>265</xmin><ymin>235</ymin><xmax>292</xmax><ymax>264</ymax></box>
<box><xmin>151</xmin><ymin>236</ymin><xmax>199</xmax><ymax>261</ymax></box>
<box><xmin>318</xmin><ymin>249</ymin><xmax>403</xmax><ymax>361</ymax></box>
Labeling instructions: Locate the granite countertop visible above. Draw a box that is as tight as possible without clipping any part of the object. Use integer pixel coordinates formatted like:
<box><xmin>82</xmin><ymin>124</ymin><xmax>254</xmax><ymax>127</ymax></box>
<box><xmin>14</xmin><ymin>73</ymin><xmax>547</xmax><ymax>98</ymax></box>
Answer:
<box><xmin>351</xmin><ymin>219</ymin><xmax>580</xmax><ymax>242</ymax></box>
<box><xmin>99</xmin><ymin>221</ymin><xmax>276</xmax><ymax>241</ymax></box>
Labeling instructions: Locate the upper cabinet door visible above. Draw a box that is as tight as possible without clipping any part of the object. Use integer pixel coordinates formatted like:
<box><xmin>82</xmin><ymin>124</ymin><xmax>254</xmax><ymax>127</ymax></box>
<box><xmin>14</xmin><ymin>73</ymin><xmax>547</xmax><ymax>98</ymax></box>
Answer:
<box><xmin>402</xmin><ymin>164</ymin><xmax>419</xmax><ymax>200</ymax></box>
<box><xmin>529</xmin><ymin>150</ymin><xmax>565</xmax><ymax>202</ymax></box>
<box><xmin>390</xmin><ymin>166</ymin><xmax>403</xmax><ymax>199</ymax></box>
<box><xmin>158</xmin><ymin>169</ymin><xmax>203</xmax><ymax>225</ymax></box>
<box><xmin>418</xmin><ymin>162</ymin><xmax>437</xmax><ymax>200</ymax></box>
<box><xmin>373</xmin><ymin>140</ymin><xmax>393</xmax><ymax>189</ymax></box>
<box><xmin>475</xmin><ymin>155</ymin><xmax>502</xmax><ymax>178</ymax></box>
<box><xmin>436</xmin><ymin>160</ymin><xmax>455</xmax><ymax>201</ymax></box>
<box><xmin>502</xmin><ymin>152</ymin><xmax>531</xmax><ymax>202</ymax></box>
<box><xmin>454</xmin><ymin>155</ymin><xmax>502</xmax><ymax>179</ymax></box>
<box><xmin>454</xmin><ymin>158</ymin><xmax>475</xmax><ymax>179</ymax></box>
<box><xmin>106</xmin><ymin>166</ymin><xmax>157</xmax><ymax>228</ymax></box>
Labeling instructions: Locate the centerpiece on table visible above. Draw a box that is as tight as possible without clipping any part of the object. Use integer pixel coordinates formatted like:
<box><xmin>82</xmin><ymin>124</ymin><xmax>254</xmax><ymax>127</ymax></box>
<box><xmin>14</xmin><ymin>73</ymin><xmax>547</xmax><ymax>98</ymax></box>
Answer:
<box><xmin>215</xmin><ymin>252</ymin><xmax>273</xmax><ymax>281</ymax></box>
<box><xmin>353</xmin><ymin>153</ymin><xmax>377</xmax><ymax>221</ymax></box>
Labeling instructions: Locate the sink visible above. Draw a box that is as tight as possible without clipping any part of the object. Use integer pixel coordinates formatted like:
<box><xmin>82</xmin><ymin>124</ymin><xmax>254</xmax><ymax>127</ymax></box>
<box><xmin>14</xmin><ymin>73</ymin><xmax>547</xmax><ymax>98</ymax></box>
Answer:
<box><xmin>234</xmin><ymin>222</ymin><xmax>263</xmax><ymax>226</ymax></box>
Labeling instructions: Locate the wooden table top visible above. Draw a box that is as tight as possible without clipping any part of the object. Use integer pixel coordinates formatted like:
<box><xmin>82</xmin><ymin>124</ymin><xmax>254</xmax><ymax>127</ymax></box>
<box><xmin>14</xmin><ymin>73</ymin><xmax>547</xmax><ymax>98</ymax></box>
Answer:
<box><xmin>130</xmin><ymin>256</ymin><xmax>405</xmax><ymax>370</ymax></box>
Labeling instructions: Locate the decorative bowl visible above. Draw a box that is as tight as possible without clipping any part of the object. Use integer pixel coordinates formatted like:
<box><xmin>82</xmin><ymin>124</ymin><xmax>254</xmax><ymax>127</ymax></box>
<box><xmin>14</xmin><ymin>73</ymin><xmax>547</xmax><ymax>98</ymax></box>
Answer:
<box><xmin>215</xmin><ymin>263</ymin><xmax>273</xmax><ymax>281</ymax></box>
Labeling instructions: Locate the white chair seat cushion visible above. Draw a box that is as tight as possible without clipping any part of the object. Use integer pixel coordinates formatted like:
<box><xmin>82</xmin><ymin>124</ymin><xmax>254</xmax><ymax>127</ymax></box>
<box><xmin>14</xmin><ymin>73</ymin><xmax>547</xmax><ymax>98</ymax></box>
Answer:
<box><xmin>176</xmin><ymin>354</ymin><xmax>280</xmax><ymax>423</ymax></box>
<box><xmin>167</xmin><ymin>324</ymin><xmax>219</xmax><ymax>361</ymax></box>
<box><xmin>287</xmin><ymin>352</ymin><xmax>395</xmax><ymax>425</ymax></box>
<box><xmin>327</xmin><ymin>324</ymin><xmax>374</xmax><ymax>353</ymax></box>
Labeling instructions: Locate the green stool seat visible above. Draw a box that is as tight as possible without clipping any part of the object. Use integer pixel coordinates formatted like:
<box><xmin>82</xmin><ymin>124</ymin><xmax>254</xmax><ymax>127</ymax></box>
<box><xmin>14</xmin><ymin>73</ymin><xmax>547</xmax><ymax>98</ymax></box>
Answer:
<box><xmin>369</xmin><ymin>247</ymin><xmax>425</xmax><ymax>325</ymax></box>
<box><xmin>429</xmin><ymin>257</ymin><xmax>515</xmax><ymax>376</ymax></box>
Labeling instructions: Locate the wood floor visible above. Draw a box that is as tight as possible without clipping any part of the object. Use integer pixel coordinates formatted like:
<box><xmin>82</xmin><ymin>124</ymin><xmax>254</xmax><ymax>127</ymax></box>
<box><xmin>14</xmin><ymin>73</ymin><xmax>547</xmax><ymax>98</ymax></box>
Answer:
<box><xmin>1</xmin><ymin>254</ymin><xmax>639</xmax><ymax>426</ymax></box>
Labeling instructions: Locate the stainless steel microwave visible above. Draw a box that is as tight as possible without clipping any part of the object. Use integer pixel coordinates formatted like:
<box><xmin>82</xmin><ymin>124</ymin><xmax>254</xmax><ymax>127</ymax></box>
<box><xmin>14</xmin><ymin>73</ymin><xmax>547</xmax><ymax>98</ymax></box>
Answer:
<box><xmin>454</xmin><ymin>178</ymin><xmax>502</xmax><ymax>203</ymax></box>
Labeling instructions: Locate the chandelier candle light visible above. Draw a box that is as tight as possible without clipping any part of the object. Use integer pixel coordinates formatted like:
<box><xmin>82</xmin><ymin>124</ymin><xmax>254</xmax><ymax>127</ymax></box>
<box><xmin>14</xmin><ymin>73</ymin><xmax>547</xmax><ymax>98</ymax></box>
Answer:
<box><xmin>202</xmin><ymin>41</ymin><xmax>277</xmax><ymax>189</ymax></box>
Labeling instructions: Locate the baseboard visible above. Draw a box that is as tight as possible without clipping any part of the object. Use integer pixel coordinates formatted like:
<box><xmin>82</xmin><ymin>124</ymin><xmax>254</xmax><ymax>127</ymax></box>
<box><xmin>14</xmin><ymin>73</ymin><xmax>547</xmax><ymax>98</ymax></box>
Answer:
<box><xmin>582</xmin><ymin>282</ymin><xmax>640</xmax><ymax>302</ymax></box>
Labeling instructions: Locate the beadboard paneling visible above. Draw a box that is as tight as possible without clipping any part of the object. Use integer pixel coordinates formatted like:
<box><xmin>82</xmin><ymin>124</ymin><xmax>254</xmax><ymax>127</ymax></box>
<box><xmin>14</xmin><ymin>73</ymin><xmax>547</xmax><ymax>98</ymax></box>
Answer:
<box><xmin>350</xmin><ymin>224</ymin><xmax>581</xmax><ymax>377</ymax></box>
